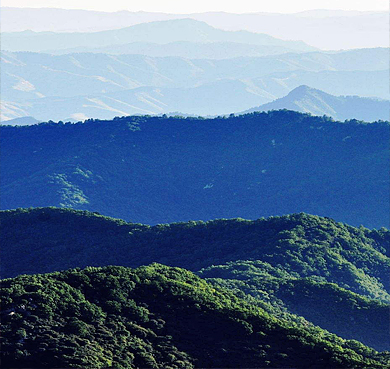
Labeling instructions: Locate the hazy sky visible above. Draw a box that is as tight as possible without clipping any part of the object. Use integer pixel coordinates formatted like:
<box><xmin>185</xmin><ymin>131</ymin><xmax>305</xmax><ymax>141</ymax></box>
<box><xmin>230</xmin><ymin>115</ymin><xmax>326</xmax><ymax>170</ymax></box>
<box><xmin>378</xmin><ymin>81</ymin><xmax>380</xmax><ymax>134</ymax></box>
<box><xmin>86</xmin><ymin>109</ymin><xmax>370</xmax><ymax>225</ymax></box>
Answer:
<box><xmin>2</xmin><ymin>0</ymin><xmax>388</xmax><ymax>13</ymax></box>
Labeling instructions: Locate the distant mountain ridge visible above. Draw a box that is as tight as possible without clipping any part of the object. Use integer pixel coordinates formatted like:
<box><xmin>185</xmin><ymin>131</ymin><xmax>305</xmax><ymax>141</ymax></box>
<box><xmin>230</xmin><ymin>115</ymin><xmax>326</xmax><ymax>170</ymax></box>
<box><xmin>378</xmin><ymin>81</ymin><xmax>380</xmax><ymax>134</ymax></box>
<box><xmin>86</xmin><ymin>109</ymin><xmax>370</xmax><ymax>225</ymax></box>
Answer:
<box><xmin>2</xmin><ymin>49</ymin><xmax>388</xmax><ymax>121</ymax></box>
<box><xmin>243</xmin><ymin>85</ymin><xmax>390</xmax><ymax>121</ymax></box>
<box><xmin>2</xmin><ymin>19</ymin><xmax>316</xmax><ymax>53</ymax></box>
<box><xmin>0</xmin><ymin>116</ymin><xmax>41</xmax><ymax>126</ymax></box>
<box><xmin>1</xmin><ymin>7</ymin><xmax>387</xmax><ymax>49</ymax></box>
<box><xmin>45</xmin><ymin>41</ymin><xmax>301</xmax><ymax>59</ymax></box>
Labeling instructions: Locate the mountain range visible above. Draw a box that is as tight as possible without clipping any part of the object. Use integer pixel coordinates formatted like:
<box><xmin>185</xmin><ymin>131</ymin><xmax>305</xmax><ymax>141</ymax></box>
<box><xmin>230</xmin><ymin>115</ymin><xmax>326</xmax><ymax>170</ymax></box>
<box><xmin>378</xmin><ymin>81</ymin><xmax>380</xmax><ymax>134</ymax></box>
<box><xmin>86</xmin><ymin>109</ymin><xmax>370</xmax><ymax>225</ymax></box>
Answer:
<box><xmin>2</xmin><ymin>7</ymin><xmax>388</xmax><ymax>49</ymax></box>
<box><xmin>2</xmin><ymin>48</ymin><xmax>388</xmax><ymax>121</ymax></box>
<box><xmin>2</xmin><ymin>7</ymin><xmax>390</xmax><ymax>369</ymax></box>
<box><xmin>3</xmin><ymin>84</ymin><xmax>388</xmax><ymax>124</ymax></box>
<box><xmin>2</xmin><ymin>19</ymin><xmax>316</xmax><ymax>54</ymax></box>
<box><xmin>2</xmin><ymin>208</ymin><xmax>390</xmax><ymax>354</ymax></box>
<box><xmin>44</xmin><ymin>41</ymin><xmax>305</xmax><ymax>59</ymax></box>
<box><xmin>1</xmin><ymin>111</ymin><xmax>389</xmax><ymax>228</ymax></box>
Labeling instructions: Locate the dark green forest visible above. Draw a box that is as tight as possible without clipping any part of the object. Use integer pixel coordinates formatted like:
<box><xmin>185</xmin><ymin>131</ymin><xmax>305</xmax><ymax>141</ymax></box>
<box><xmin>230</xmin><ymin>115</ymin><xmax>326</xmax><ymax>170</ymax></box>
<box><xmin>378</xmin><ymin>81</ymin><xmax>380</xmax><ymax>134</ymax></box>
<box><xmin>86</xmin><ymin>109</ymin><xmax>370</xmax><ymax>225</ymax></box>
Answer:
<box><xmin>1</xmin><ymin>111</ymin><xmax>389</xmax><ymax>228</ymax></box>
<box><xmin>2</xmin><ymin>12</ymin><xmax>390</xmax><ymax>369</ymax></box>
<box><xmin>200</xmin><ymin>262</ymin><xmax>390</xmax><ymax>351</ymax></box>
<box><xmin>2</xmin><ymin>207</ymin><xmax>390</xmax><ymax>353</ymax></box>
<box><xmin>2</xmin><ymin>264</ymin><xmax>390</xmax><ymax>369</ymax></box>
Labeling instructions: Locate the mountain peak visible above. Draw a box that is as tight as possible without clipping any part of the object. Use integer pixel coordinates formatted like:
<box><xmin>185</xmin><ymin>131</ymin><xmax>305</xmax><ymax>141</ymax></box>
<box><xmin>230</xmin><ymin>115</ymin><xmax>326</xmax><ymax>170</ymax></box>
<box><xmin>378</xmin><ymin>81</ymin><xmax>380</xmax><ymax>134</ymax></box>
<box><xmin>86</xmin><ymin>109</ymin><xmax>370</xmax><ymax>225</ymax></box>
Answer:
<box><xmin>288</xmin><ymin>85</ymin><xmax>319</xmax><ymax>96</ymax></box>
<box><xmin>242</xmin><ymin>85</ymin><xmax>389</xmax><ymax>122</ymax></box>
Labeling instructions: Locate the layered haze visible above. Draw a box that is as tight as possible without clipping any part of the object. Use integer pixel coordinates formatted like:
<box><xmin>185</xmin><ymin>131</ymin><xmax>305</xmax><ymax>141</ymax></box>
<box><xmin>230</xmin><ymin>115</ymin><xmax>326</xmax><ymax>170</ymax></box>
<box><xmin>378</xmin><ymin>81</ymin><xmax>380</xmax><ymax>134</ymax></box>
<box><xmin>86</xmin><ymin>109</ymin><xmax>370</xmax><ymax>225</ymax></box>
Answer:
<box><xmin>1</xmin><ymin>5</ymin><xmax>390</xmax><ymax>368</ymax></box>
<box><xmin>1</xmin><ymin>46</ymin><xmax>389</xmax><ymax>122</ymax></box>
<box><xmin>1</xmin><ymin>12</ymin><xmax>388</xmax><ymax>122</ymax></box>
<box><xmin>1</xmin><ymin>7</ymin><xmax>388</xmax><ymax>49</ymax></box>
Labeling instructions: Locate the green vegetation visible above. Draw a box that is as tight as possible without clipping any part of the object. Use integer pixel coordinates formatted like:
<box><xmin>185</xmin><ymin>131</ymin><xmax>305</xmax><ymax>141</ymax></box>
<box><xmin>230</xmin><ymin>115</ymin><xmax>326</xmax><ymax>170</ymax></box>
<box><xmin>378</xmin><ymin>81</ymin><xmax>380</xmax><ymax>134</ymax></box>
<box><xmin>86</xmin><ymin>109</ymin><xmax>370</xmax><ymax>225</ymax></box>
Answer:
<box><xmin>2</xmin><ymin>111</ymin><xmax>389</xmax><ymax>228</ymax></box>
<box><xmin>2</xmin><ymin>207</ymin><xmax>390</xmax><ymax>352</ymax></box>
<box><xmin>3</xmin><ymin>208</ymin><xmax>389</xmax><ymax>298</ymax></box>
<box><xmin>1</xmin><ymin>264</ymin><xmax>389</xmax><ymax>368</ymax></box>
<box><xmin>200</xmin><ymin>261</ymin><xmax>390</xmax><ymax>351</ymax></box>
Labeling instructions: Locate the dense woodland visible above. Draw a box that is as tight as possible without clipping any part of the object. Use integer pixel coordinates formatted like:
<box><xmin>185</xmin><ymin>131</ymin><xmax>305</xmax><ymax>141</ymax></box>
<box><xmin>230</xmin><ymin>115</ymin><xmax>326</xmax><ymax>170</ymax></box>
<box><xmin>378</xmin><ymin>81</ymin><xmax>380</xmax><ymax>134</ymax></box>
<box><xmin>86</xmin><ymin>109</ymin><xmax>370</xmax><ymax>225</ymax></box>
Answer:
<box><xmin>1</xmin><ymin>111</ymin><xmax>389</xmax><ymax>228</ymax></box>
<box><xmin>2</xmin><ymin>9</ymin><xmax>390</xmax><ymax>369</ymax></box>
<box><xmin>201</xmin><ymin>262</ymin><xmax>390</xmax><ymax>351</ymax></box>
<box><xmin>2</xmin><ymin>264</ymin><xmax>390</xmax><ymax>368</ymax></box>
<box><xmin>2</xmin><ymin>207</ymin><xmax>390</xmax><ymax>354</ymax></box>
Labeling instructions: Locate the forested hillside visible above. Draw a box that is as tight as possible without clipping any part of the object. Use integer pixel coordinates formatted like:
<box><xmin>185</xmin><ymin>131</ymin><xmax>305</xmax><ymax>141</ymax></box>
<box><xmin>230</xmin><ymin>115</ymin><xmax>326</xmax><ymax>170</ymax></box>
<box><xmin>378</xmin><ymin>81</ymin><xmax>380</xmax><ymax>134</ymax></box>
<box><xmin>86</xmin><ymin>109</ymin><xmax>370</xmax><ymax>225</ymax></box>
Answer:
<box><xmin>200</xmin><ymin>263</ymin><xmax>390</xmax><ymax>351</ymax></box>
<box><xmin>2</xmin><ymin>112</ymin><xmax>389</xmax><ymax>227</ymax></box>
<box><xmin>2</xmin><ymin>207</ymin><xmax>390</xmax><ymax>351</ymax></box>
<box><xmin>2</xmin><ymin>5</ymin><xmax>390</xmax><ymax>369</ymax></box>
<box><xmin>1</xmin><ymin>264</ymin><xmax>389</xmax><ymax>368</ymax></box>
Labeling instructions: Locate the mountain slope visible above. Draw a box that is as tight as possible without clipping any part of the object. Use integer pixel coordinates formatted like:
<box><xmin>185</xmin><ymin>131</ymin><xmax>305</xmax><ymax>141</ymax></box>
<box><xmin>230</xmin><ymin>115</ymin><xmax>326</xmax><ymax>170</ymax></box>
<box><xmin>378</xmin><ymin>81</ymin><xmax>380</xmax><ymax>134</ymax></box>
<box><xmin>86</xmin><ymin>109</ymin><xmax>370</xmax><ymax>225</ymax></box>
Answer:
<box><xmin>2</xmin><ymin>208</ymin><xmax>390</xmax><ymax>297</ymax></box>
<box><xmin>1</xmin><ymin>80</ymin><xmax>276</xmax><ymax>121</ymax></box>
<box><xmin>0</xmin><ymin>116</ymin><xmax>41</xmax><ymax>126</ymax></box>
<box><xmin>3</xmin><ymin>49</ymin><xmax>387</xmax><ymax>101</ymax></box>
<box><xmin>1</xmin><ymin>19</ymin><xmax>316</xmax><ymax>53</ymax></box>
<box><xmin>2</xmin><ymin>49</ymin><xmax>388</xmax><ymax>121</ymax></box>
<box><xmin>243</xmin><ymin>85</ymin><xmax>390</xmax><ymax>121</ymax></box>
<box><xmin>200</xmin><ymin>262</ymin><xmax>390</xmax><ymax>351</ymax></box>
<box><xmin>2</xmin><ymin>208</ymin><xmax>390</xmax><ymax>352</ymax></box>
<box><xmin>3</xmin><ymin>71</ymin><xmax>389</xmax><ymax>121</ymax></box>
<box><xmin>2</xmin><ymin>264</ymin><xmax>388</xmax><ymax>368</ymax></box>
<box><xmin>46</xmin><ymin>41</ymin><xmax>300</xmax><ymax>59</ymax></box>
<box><xmin>1</xmin><ymin>112</ymin><xmax>389</xmax><ymax>227</ymax></box>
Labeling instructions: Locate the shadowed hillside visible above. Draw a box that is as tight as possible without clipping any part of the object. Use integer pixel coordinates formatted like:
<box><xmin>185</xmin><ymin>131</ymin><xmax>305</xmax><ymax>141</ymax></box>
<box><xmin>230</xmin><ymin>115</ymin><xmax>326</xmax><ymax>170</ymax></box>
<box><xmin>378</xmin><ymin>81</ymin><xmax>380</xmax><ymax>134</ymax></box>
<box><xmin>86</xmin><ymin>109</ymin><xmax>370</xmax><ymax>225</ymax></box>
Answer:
<box><xmin>2</xmin><ymin>207</ymin><xmax>390</xmax><ymax>353</ymax></box>
<box><xmin>1</xmin><ymin>111</ymin><xmax>389</xmax><ymax>227</ymax></box>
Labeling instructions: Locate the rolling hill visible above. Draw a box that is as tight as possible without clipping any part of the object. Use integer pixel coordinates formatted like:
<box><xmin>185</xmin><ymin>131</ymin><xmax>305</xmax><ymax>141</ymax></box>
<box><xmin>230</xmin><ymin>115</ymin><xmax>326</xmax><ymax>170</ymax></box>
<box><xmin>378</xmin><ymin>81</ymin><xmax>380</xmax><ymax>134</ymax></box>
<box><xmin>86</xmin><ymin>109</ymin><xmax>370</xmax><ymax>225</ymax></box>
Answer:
<box><xmin>2</xmin><ymin>264</ymin><xmax>388</xmax><ymax>368</ymax></box>
<box><xmin>243</xmin><ymin>85</ymin><xmax>390</xmax><ymax>121</ymax></box>
<box><xmin>2</xmin><ymin>7</ymin><xmax>390</xmax><ymax>368</ymax></box>
<box><xmin>2</xmin><ymin>207</ymin><xmax>390</xmax><ymax>352</ymax></box>
<box><xmin>1</xmin><ymin>112</ymin><xmax>389</xmax><ymax>228</ymax></box>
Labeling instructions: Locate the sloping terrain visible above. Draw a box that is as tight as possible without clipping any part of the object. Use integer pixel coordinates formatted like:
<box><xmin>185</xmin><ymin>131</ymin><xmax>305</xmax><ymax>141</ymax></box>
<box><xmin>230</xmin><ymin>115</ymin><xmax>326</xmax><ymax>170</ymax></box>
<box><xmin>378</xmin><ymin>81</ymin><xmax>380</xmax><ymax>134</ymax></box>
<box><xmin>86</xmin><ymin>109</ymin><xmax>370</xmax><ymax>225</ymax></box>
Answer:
<box><xmin>1</xmin><ymin>112</ymin><xmax>389</xmax><ymax>227</ymax></box>
<box><xmin>2</xmin><ymin>49</ymin><xmax>388</xmax><ymax>120</ymax></box>
<box><xmin>3</xmin><ymin>208</ymin><xmax>389</xmax><ymax>297</ymax></box>
<box><xmin>1</xmin><ymin>264</ymin><xmax>389</xmax><ymax>368</ymax></box>
<box><xmin>47</xmin><ymin>41</ymin><xmax>300</xmax><ymax>59</ymax></box>
<box><xmin>200</xmin><ymin>262</ymin><xmax>390</xmax><ymax>351</ymax></box>
<box><xmin>1</xmin><ymin>208</ymin><xmax>390</xmax><ymax>353</ymax></box>
<box><xmin>243</xmin><ymin>85</ymin><xmax>390</xmax><ymax>121</ymax></box>
<box><xmin>0</xmin><ymin>116</ymin><xmax>42</xmax><ymax>126</ymax></box>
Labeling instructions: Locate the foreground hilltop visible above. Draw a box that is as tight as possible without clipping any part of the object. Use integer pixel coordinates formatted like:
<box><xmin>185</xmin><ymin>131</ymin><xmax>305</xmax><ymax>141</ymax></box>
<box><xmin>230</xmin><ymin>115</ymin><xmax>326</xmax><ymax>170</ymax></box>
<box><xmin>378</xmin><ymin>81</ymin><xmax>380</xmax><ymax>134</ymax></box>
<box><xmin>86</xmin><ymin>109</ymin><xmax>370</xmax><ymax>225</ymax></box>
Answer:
<box><xmin>1</xmin><ymin>264</ymin><xmax>389</xmax><ymax>368</ymax></box>
<box><xmin>2</xmin><ymin>208</ymin><xmax>390</xmax><ymax>351</ymax></box>
<box><xmin>1</xmin><ymin>111</ymin><xmax>389</xmax><ymax>228</ymax></box>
